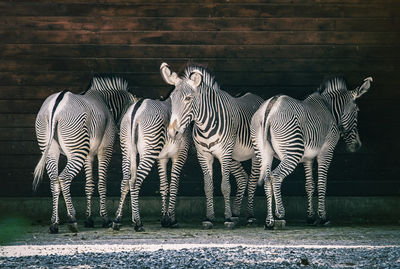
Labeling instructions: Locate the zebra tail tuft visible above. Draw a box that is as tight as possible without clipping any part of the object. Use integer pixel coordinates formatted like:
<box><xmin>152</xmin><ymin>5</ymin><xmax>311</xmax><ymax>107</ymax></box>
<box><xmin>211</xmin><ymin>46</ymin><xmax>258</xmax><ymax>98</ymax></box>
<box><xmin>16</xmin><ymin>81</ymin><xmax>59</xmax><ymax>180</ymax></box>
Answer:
<box><xmin>33</xmin><ymin>147</ymin><xmax>49</xmax><ymax>191</ymax></box>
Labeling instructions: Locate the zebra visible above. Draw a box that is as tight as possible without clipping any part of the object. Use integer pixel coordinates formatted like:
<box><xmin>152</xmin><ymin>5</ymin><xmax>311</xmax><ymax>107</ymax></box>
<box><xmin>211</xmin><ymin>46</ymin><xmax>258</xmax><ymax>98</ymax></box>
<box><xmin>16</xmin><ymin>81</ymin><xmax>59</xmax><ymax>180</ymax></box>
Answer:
<box><xmin>33</xmin><ymin>76</ymin><xmax>135</xmax><ymax>234</ymax></box>
<box><xmin>111</xmin><ymin>97</ymin><xmax>190</xmax><ymax>232</ymax></box>
<box><xmin>160</xmin><ymin>62</ymin><xmax>264</xmax><ymax>229</ymax></box>
<box><xmin>250</xmin><ymin>76</ymin><xmax>373</xmax><ymax>229</ymax></box>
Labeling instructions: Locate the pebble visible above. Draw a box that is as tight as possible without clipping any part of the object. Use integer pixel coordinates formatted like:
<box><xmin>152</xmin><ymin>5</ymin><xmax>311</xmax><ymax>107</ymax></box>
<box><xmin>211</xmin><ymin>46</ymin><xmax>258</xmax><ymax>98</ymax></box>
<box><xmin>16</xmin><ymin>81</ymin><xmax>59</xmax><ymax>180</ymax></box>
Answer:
<box><xmin>1</xmin><ymin>246</ymin><xmax>399</xmax><ymax>268</ymax></box>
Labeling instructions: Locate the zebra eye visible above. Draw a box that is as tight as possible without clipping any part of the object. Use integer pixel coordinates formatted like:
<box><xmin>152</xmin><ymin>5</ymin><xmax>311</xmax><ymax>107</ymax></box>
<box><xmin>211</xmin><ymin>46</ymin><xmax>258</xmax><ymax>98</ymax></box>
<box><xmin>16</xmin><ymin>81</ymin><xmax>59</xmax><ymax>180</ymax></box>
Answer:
<box><xmin>184</xmin><ymin>96</ymin><xmax>193</xmax><ymax>102</ymax></box>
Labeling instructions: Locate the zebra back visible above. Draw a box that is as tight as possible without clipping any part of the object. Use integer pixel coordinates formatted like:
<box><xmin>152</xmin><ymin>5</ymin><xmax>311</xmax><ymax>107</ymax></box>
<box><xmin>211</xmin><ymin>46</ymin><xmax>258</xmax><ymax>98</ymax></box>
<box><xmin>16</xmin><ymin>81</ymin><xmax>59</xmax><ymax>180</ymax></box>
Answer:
<box><xmin>84</xmin><ymin>76</ymin><xmax>135</xmax><ymax>124</ymax></box>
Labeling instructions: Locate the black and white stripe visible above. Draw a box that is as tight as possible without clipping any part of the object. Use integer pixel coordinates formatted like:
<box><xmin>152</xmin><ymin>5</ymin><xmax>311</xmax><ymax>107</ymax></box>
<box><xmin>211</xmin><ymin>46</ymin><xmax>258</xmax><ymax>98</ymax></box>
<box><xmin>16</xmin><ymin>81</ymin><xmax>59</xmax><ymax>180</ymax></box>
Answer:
<box><xmin>33</xmin><ymin>76</ymin><xmax>134</xmax><ymax>233</ymax></box>
<box><xmin>161</xmin><ymin>63</ymin><xmax>264</xmax><ymax>228</ymax></box>
<box><xmin>251</xmin><ymin>76</ymin><xmax>372</xmax><ymax>229</ymax></box>
<box><xmin>113</xmin><ymin>97</ymin><xmax>190</xmax><ymax>231</ymax></box>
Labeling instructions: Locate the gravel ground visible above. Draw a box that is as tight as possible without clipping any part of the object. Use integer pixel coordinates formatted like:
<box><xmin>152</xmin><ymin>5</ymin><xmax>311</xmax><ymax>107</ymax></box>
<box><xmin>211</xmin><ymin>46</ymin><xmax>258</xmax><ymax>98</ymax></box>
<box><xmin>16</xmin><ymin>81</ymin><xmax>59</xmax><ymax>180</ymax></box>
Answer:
<box><xmin>0</xmin><ymin>218</ymin><xmax>399</xmax><ymax>268</ymax></box>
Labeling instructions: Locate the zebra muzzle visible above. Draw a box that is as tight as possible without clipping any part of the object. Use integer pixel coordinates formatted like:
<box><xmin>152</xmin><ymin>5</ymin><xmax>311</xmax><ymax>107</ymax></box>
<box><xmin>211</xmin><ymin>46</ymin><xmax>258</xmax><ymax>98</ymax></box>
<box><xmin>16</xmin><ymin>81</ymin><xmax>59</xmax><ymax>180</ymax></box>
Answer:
<box><xmin>167</xmin><ymin>119</ymin><xmax>179</xmax><ymax>139</ymax></box>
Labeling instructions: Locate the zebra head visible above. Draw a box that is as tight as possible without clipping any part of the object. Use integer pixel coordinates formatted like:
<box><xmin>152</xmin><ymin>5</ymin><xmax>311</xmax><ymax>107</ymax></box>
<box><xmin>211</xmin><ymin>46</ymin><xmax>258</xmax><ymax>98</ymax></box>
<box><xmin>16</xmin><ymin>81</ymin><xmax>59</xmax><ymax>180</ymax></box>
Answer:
<box><xmin>320</xmin><ymin>76</ymin><xmax>373</xmax><ymax>152</ymax></box>
<box><xmin>160</xmin><ymin>62</ymin><xmax>202</xmax><ymax>139</ymax></box>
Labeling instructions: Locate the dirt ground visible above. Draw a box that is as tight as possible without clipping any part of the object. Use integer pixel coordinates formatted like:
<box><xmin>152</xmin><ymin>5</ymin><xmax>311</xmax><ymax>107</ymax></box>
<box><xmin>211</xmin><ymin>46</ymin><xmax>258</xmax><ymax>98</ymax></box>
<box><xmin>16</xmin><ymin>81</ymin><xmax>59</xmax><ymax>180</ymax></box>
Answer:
<box><xmin>0</xmin><ymin>217</ymin><xmax>399</xmax><ymax>268</ymax></box>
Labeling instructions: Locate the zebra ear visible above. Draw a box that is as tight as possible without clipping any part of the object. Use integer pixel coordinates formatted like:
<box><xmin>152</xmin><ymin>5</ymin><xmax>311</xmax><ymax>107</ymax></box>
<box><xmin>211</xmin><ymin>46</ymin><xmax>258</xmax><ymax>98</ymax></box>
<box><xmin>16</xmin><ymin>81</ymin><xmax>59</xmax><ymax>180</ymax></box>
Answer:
<box><xmin>189</xmin><ymin>70</ymin><xmax>203</xmax><ymax>88</ymax></box>
<box><xmin>160</xmin><ymin>62</ymin><xmax>181</xmax><ymax>85</ymax></box>
<box><xmin>353</xmin><ymin>77</ymin><xmax>373</xmax><ymax>99</ymax></box>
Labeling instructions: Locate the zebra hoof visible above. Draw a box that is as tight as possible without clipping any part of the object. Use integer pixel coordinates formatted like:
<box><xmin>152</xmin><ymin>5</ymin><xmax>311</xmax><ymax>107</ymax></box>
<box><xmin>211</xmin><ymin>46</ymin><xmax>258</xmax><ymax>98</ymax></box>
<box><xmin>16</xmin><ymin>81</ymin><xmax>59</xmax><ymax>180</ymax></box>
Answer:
<box><xmin>306</xmin><ymin>215</ymin><xmax>317</xmax><ymax>226</ymax></box>
<box><xmin>169</xmin><ymin>220</ymin><xmax>179</xmax><ymax>228</ymax></box>
<box><xmin>84</xmin><ymin>218</ymin><xmax>94</xmax><ymax>228</ymax></box>
<box><xmin>111</xmin><ymin>221</ymin><xmax>122</xmax><ymax>231</ymax></box>
<box><xmin>231</xmin><ymin>216</ymin><xmax>240</xmax><ymax>225</ymax></box>
<box><xmin>161</xmin><ymin>216</ymin><xmax>170</xmax><ymax>228</ymax></box>
<box><xmin>247</xmin><ymin>217</ymin><xmax>257</xmax><ymax>226</ymax></box>
<box><xmin>102</xmin><ymin>218</ymin><xmax>112</xmax><ymax>228</ymax></box>
<box><xmin>224</xmin><ymin>221</ymin><xmax>235</xmax><ymax>229</ymax></box>
<box><xmin>264</xmin><ymin>220</ymin><xmax>274</xmax><ymax>230</ymax></box>
<box><xmin>134</xmin><ymin>225</ymin><xmax>145</xmax><ymax>232</ymax></box>
<box><xmin>49</xmin><ymin>224</ymin><xmax>59</xmax><ymax>234</ymax></box>
<box><xmin>316</xmin><ymin>217</ymin><xmax>331</xmax><ymax>226</ymax></box>
<box><xmin>68</xmin><ymin>222</ymin><xmax>79</xmax><ymax>233</ymax></box>
<box><xmin>202</xmin><ymin>221</ymin><xmax>213</xmax><ymax>229</ymax></box>
<box><xmin>273</xmin><ymin>219</ymin><xmax>286</xmax><ymax>230</ymax></box>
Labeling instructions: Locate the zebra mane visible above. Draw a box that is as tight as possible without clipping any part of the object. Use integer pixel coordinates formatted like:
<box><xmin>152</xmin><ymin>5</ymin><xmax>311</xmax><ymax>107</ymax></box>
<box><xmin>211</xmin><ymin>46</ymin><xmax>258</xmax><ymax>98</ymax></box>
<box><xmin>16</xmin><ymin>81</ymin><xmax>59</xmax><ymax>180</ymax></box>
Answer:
<box><xmin>81</xmin><ymin>75</ymin><xmax>129</xmax><ymax>95</ymax></box>
<box><xmin>181</xmin><ymin>63</ymin><xmax>220</xmax><ymax>90</ymax></box>
<box><xmin>318</xmin><ymin>76</ymin><xmax>348</xmax><ymax>95</ymax></box>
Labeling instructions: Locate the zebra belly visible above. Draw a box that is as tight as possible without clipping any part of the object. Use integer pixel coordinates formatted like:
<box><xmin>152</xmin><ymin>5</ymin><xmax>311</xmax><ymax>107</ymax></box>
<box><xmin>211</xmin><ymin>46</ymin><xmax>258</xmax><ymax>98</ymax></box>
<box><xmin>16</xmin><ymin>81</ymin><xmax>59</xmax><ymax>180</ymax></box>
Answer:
<box><xmin>232</xmin><ymin>143</ymin><xmax>254</xmax><ymax>162</ymax></box>
<box><xmin>158</xmin><ymin>141</ymin><xmax>180</xmax><ymax>159</ymax></box>
<box><xmin>88</xmin><ymin>136</ymin><xmax>104</xmax><ymax>155</ymax></box>
<box><xmin>300</xmin><ymin>147</ymin><xmax>320</xmax><ymax>162</ymax></box>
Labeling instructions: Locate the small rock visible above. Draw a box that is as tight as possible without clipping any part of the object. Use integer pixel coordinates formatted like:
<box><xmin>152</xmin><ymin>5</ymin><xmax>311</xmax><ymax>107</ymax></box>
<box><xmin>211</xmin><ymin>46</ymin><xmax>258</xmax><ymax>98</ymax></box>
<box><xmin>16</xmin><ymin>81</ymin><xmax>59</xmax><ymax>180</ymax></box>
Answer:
<box><xmin>300</xmin><ymin>256</ymin><xmax>310</xmax><ymax>266</ymax></box>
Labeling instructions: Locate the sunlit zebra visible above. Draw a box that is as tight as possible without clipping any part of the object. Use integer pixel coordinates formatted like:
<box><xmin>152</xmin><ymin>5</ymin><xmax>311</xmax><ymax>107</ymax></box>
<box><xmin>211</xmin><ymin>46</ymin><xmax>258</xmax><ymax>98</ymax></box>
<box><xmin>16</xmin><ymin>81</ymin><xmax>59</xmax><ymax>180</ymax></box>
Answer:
<box><xmin>251</xmin><ymin>76</ymin><xmax>372</xmax><ymax>229</ymax></box>
<box><xmin>33</xmin><ymin>76</ymin><xmax>135</xmax><ymax>233</ymax></box>
<box><xmin>161</xmin><ymin>62</ymin><xmax>264</xmax><ymax>229</ymax></box>
<box><xmin>112</xmin><ymin>97</ymin><xmax>190</xmax><ymax>231</ymax></box>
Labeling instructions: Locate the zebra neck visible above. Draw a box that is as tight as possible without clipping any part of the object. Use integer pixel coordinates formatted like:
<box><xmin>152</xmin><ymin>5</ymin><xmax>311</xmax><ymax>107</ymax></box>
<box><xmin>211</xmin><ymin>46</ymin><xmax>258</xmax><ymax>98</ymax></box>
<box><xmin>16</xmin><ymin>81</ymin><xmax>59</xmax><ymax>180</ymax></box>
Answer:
<box><xmin>194</xmin><ymin>90</ymin><xmax>224</xmax><ymax>139</ymax></box>
<box><xmin>319</xmin><ymin>92</ymin><xmax>343</xmax><ymax>126</ymax></box>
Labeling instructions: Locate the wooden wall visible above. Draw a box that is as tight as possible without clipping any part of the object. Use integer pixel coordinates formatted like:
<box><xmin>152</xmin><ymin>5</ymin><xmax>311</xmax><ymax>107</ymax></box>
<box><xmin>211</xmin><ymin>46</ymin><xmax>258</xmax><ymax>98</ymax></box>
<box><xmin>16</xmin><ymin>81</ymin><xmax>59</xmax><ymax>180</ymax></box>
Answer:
<box><xmin>1</xmin><ymin>0</ymin><xmax>399</xmax><ymax>197</ymax></box>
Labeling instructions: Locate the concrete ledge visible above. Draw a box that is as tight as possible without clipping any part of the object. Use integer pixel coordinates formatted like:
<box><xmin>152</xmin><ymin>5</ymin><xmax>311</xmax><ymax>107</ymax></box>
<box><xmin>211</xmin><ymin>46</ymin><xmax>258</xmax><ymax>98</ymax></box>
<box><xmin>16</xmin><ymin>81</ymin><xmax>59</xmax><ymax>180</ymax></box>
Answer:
<box><xmin>0</xmin><ymin>196</ymin><xmax>398</xmax><ymax>224</ymax></box>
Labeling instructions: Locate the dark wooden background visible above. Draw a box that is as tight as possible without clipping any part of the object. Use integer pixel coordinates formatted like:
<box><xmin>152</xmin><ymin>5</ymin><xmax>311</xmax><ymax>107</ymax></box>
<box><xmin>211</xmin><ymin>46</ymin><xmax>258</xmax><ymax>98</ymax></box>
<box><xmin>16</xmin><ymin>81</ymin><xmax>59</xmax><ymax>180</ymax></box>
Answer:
<box><xmin>1</xmin><ymin>0</ymin><xmax>399</xmax><ymax>197</ymax></box>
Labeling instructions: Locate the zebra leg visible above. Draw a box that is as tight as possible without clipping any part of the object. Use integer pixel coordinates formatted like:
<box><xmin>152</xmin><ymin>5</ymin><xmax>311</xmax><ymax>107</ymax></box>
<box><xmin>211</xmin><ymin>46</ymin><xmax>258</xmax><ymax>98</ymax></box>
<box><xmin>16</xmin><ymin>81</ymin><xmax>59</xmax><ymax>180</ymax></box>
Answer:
<box><xmin>158</xmin><ymin>158</ymin><xmax>170</xmax><ymax>227</ymax></box>
<box><xmin>167</xmin><ymin>147</ymin><xmax>189</xmax><ymax>228</ymax></box>
<box><xmin>270</xmin><ymin>154</ymin><xmax>302</xmax><ymax>228</ymax></box>
<box><xmin>219</xmin><ymin>156</ymin><xmax>235</xmax><ymax>229</ymax></box>
<box><xmin>130</xmin><ymin>153</ymin><xmax>158</xmax><ymax>232</ymax></box>
<box><xmin>59</xmin><ymin>147</ymin><xmax>89</xmax><ymax>232</ymax></box>
<box><xmin>112</xmin><ymin>178</ymin><xmax>129</xmax><ymax>230</ymax></box>
<box><xmin>83</xmin><ymin>156</ymin><xmax>95</xmax><ymax>228</ymax></box>
<box><xmin>57</xmin><ymin>114</ymin><xmax>89</xmax><ymax>232</ymax></box>
<box><xmin>46</xmin><ymin>144</ymin><xmax>60</xmax><ymax>234</ymax></box>
<box><xmin>197</xmin><ymin>151</ymin><xmax>215</xmax><ymax>229</ymax></box>
<box><xmin>304</xmin><ymin>160</ymin><xmax>316</xmax><ymax>225</ymax></box>
<box><xmin>112</xmin><ymin>151</ymin><xmax>133</xmax><ymax>230</ymax></box>
<box><xmin>264</xmin><ymin>179</ymin><xmax>275</xmax><ymax>230</ymax></box>
<box><xmin>270</xmin><ymin>174</ymin><xmax>286</xmax><ymax>229</ymax></box>
<box><xmin>230</xmin><ymin>160</ymin><xmax>248</xmax><ymax>222</ymax></box>
<box><xmin>258</xmin><ymin>150</ymin><xmax>274</xmax><ymax>228</ymax></box>
<box><xmin>97</xmin><ymin>146</ymin><xmax>114</xmax><ymax>228</ymax></box>
<box><xmin>316</xmin><ymin>149</ymin><xmax>335</xmax><ymax>226</ymax></box>
<box><xmin>58</xmin><ymin>156</ymin><xmax>85</xmax><ymax>233</ymax></box>
<box><xmin>247</xmin><ymin>156</ymin><xmax>261</xmax><ymax>225</ymax></box>
<box><xmin>49</xmin><ymin>177</ymin><xmax>61</xmax><ymax>234</ymax></box>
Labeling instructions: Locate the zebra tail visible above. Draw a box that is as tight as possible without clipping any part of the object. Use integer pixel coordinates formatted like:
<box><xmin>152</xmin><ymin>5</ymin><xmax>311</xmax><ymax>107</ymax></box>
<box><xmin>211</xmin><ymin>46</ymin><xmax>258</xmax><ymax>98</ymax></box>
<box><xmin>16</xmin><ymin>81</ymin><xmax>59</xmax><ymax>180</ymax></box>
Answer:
<box><xmin>257</xmin><ymin>95</ymin><xmax>280</xmax><ymax>186</ymax></box>
<box><xmin>128</xmin><ymin>99</ymin><xmax>143</xmax><ymax>183</ymax></box>
<box><xmin>129</xmin><ymin>120</ymin><xmax>138</xmax><ymax>183</ymax></box>
<box><xmin>33</xmin><ymin>147</ymin><xmax>49</xmax><ymax>191</ymax></box>
<box><xmin>33</xmin><ymin>90</ymin><xmax>68</xmax><ymax>191</ymax></box>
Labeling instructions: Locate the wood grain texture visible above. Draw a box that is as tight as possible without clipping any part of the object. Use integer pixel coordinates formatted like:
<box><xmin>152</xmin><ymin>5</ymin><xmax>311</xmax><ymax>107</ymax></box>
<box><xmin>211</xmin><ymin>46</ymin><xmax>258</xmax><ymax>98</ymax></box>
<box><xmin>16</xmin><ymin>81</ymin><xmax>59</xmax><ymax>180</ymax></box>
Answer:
<box><xmin>0</xmin><ymin>0</ymin><xmax>399</xmax><ymax>197</ymax></box>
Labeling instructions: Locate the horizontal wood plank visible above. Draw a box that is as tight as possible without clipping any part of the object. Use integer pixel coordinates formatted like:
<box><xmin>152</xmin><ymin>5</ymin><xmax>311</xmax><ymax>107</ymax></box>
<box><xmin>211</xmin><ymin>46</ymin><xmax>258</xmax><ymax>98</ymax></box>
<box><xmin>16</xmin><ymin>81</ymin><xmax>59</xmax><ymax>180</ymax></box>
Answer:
<box><xmin>2</xmin><ymin>58</ymin><xmax>399</xmax><ymax>74</ymax></box>
<box><xmin>0</xmin><ymin>71</ymin><xmax>396</xmax><ymax>89</ymax></box>
<box><xmin>2</xmin><ymin>30</ymin><xmax>398</xmax><ymax>45</ymax></box>
<box><xmin>7</xmin><ymin>0</ymin><xmax>398</xmax><ymax>4</ymax></box>
<box><xmin>0</xmin><ymin>3</ymin><xmax>398</xmax><ymax>18</ymax></box>
<box><xmin>2</xmin><ymin>44</ymin><xmax>399</xmax><ymax>59</ymax></box>
<box><xmin>2</xmin><ymin>17</ymin><xmax>399</xmax><ymax>32</ymax></box>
